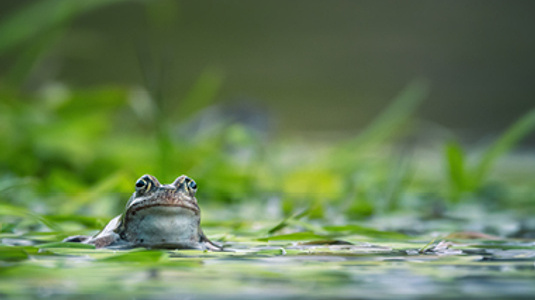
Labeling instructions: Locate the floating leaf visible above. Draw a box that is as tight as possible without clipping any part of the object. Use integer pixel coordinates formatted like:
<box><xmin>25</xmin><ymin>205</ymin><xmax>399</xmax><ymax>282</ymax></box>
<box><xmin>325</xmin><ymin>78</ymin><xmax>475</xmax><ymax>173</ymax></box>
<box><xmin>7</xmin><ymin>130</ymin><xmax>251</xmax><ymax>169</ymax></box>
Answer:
<box><xmin>0</xmin><ymin>246</ymin><xmax>29</xmax><ymax>261</ymax></box>
<box><xmin>267</xmin><ymin>208</ymin><xmax>310</xmax><ymax>234</ymax></box>
<box><xmin>258</xmin><ymin>232</ymin><xmax>327</xmax><ymax>242</ymax></box>
<box><xmin>323</xmin><ymin>225</ymin><xmax>408</xmax><ymax>239</ymax></box>
<box><xmin>38</xmin><ymin>242</ymin><xmax>96</xmax><ymax>249</ymax></box>
<box><xmin>99</xmin><ymin>249</ymin><xmax>169</xmax><ymax>263</ymax></box>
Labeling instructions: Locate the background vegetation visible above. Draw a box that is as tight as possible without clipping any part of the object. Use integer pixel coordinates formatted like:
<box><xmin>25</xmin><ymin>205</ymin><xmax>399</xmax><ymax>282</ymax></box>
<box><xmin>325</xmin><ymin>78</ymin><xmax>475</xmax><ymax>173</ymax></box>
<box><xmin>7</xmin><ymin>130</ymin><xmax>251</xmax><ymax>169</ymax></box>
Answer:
<box><xmin>1</xmin><ymin>1</ymin><xmax>534</xmax><ymax>299</ymax></box>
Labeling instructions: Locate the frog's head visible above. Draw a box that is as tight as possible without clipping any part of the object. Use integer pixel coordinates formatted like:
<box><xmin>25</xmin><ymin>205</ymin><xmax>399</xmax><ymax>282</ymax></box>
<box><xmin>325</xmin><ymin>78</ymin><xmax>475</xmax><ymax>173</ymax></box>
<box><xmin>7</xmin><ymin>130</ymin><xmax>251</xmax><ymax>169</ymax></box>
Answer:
<box><xmin>117</xmin><ymin>174</ymin><xmax>205</xmax><ymax>247</ymax></box>
<box><xmin>124</xmin><ymin>174</ymin><xmax>200</xmax><ymax>217</ymax></box>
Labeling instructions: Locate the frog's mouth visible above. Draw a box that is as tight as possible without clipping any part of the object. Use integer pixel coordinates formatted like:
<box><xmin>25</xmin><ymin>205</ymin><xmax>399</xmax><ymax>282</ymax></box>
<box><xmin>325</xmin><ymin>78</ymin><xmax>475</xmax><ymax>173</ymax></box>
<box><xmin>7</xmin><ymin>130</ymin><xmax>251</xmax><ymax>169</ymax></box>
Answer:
<box><xmin>128</xmin><ymin>203</ymin><xmax>199</xmax><ymax>216</ymax></box>
<box><xmin>126</xmin><ymin>199</ymin><xmax>200</xmax><ymax>219</ymax></box>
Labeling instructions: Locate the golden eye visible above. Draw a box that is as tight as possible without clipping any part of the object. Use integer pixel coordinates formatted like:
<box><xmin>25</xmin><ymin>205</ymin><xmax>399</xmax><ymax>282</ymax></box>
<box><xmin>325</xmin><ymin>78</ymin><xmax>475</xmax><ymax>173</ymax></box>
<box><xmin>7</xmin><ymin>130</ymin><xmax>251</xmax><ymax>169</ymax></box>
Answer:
<box><xmin>135</xmin><ymin>176</ymin><xmax>153</xmax><ymax>193</ymax></box>
<box><xmin>135</xmin><ymin>179</ymin><xmax>146</xmax><ymax>189</ymax></box>
<box><xmin>188</xmin><ymin>180</ymin><xmax>197</xmax><ymax>190</ymax></box>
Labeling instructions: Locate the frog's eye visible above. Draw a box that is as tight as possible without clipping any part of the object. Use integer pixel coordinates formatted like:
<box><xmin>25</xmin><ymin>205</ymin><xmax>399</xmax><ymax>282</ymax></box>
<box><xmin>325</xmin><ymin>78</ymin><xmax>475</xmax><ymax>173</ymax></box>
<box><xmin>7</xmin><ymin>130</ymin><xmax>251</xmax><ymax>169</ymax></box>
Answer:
<box><xmin>135</xmin><ymin>175</ymin><xmax>157</xmax><ymax>194</ymax></box>
<box><xmin>135</xmin><ymin>179</ymin><xmax>146</xmax><ymax>189</ymax></box>
<box><xmin>134</xmin><ymin>175</ymin><xmax>161</xmax><ymax>195</ymax></box>
<box><xmin>188</xmin><ymin>180</ymin><xmax>197</xmax><ymax>190</ymax></box>
<box><xmin>135</xmin><ymin>178</ymin><xmax>148</xmax><ymax>191</ymax></box>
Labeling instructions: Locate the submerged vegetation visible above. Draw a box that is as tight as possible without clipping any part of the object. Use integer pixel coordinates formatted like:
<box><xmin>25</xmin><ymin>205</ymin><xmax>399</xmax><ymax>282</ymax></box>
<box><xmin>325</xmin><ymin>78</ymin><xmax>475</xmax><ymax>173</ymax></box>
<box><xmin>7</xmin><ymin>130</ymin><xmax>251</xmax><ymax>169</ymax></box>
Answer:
<box><xmin>1</xmin><ymin>1</ymin><xmax>535</xmax><ymax>299</ymax></box>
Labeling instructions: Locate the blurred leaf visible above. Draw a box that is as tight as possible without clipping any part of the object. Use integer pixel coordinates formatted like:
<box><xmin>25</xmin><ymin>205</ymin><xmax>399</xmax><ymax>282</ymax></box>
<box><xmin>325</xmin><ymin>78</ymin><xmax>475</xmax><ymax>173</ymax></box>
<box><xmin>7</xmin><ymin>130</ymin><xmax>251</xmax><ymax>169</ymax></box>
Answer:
<box><xmin>258</xmin><ymin>232</ymin><xmax>327</xmax><ymax>242</ymax></box>
<box><xmin>196</xmin><ymin>159</ymin><xmax>255</xmax><ymax>203</ymax></box>
<box><xmin>38</xmin><ymin>242</ymin><xmax>95</xmax><ymax>249</ymax></box>
<box><xmin>347</xmin><ymin>196</ymin><xmax>375</xmax><ymax>218</ymax></box>
<box><xmin>341</xmin><ymin>79</ymin><xmax>429</xmax><ymax>150</ymax></box>
<box><xmin>282</xmin><ymin>169</ymin><xmax>342</xmax><ymax>198</ymax></box>
<box><xmin>445</xmin><ymin>140</ymin><xmax>467</xmax><ymax>199</ymax></box>
<box><xmin>285</xmin><ymin>218</ymin><xmax>328</xmax><ymax>234</ymax></box>
<box><xmin>59</xmin><ymin>171</ymin><xmax>129</xmax><ymax>213</ymax></box>
<box><xmin>299</xmin><ymin>240</ymin><xmax>353</xmax><ymax>246</ymax></box>
<box><xmin>4</xmin><ymin>27</ymin><xmax>65</xmax><ymax>87</ymax></box>
<box><xmin>57</xmin><ymin>87</ymin><xmax>128</xmax><ymax>114</ymax></box>
<box><xmin>418</xmin><ymin>237</ymin><xmax>439</xmax><ymax>253</ymax></box>
<box><xmin>178</xmin><ymin>69</ymin><xmax>223</xmax><ymax>119</ymax></box>
<box><xmin>0</xmin><ymin>246</ymin><xmax>29</xmax><ymax>262</ymax></box>
<box><xmin>146</xmin><ymin>0</ymin><xmax>180</xmax><ymax>35</ymax></box>
<box><xmin>0</xmin><ymin>0</ymin><xmax>134</xmax><ymax>55</ymax></box>
<box><xmin>225</xmin><ymin>124</ymin><xmax>259</xmax><ymax>147</ymax></box>
<box><xmin>0</xmin><ymin>176</ymin><xmax>33</xmax><ymax>193</ymax></box>
<box><xmin>323</xmin><ymin>225</ymin><xmax>408</xmax><ymax>239</ymax></box>
<box><xmin>383</xmin><ymin>153</ymin><xmax>413</xmax><ymax>211</ymax></box>
<box><xmin>444</xmin><ymin>232</ymin><xmax>500</xmax><ymax>240</ymax></box>
<box><xmin>443</xmin><ymin>108</ymin><xmax>535</xmax><ymax>200</ymax></box>
<box><xmin>267</xmin><ymin>208</ymin><xmax>310</xmax><ymax>234</ymax></box>
<box><xmin>99</xmin><ymin>249</ymin><xmax>168</xmax><ymax>262</ymax></box>
<box><xmin>0</xmin><ymin>204</ymin><xmax>61</xmax><ymax>231</ymax></box>
<box><xmin>44</xmin><ymin>215</ymin><xmax>107</xmax><ymax>229</ymax></box>
<box><xmin>472</xmin><ymin>108</ymin><xmax>535</xmax><ymax>185</ymax></box>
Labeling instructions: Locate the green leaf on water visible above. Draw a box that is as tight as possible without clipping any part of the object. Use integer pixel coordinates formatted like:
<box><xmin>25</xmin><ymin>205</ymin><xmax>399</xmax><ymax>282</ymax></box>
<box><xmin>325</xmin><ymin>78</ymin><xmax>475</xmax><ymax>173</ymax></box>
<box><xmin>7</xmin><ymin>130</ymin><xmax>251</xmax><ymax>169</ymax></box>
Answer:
<box><xmin>0</xmin><ymin>246</ymin><xmax>29</xmax><ymax>261</ymax></box>
<box><xmin>323</xmin><ymin>225</ymin><xmax>409</xmax><ymax>239</ymax></box>
<box><xmin>267</xmin><ymin>208</ymin><xmax>310</xmax><ymax>235</ymax></box>
<box><xmin>258</xmin><ymin>232</ymin><xmax>327</xmax><ymax>242</ymax></box>
<box><xmin>99</xmin><ymin>249</ymin><xmax>169</xmax><ymax>263</ymax></box>
<box><xmin>38</xmin><ymin>242</ymin><xmax>96</xmax><ymax>249</ymax></box>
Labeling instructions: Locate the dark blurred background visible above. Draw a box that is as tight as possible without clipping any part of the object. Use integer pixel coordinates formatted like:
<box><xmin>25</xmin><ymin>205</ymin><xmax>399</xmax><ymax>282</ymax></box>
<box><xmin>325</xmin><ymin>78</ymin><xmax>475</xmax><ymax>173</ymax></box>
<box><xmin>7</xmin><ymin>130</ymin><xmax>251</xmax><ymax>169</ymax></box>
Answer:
<box><xmin>1</xmin><ymin>0</ymin><xmax>534</xmax><ymax>141</ymax></box>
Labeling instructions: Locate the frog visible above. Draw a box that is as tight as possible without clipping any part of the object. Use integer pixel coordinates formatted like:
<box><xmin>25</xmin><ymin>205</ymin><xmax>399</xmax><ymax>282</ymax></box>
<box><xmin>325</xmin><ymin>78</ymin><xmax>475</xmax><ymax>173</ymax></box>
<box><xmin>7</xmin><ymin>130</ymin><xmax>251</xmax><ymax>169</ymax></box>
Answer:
<box><xmin>64</xmin><ymin>174</ymin><xmax>222</xmax><ymax>251</ymax></box>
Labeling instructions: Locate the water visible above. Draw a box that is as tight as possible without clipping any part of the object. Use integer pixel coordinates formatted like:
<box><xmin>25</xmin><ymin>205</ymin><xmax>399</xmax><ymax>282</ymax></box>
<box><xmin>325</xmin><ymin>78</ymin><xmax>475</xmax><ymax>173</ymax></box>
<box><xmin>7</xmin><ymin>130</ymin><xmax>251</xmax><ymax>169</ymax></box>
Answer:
<box><xmin>1</xmin><ymin>238</ymin><xmax>534</xmax><ymax>299</ymax></box>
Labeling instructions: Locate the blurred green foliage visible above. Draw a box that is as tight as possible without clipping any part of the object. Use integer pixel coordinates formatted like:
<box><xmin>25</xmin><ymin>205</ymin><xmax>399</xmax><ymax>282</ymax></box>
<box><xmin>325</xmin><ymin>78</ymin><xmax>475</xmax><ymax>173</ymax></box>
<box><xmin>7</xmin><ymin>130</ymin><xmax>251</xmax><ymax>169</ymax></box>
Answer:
<box><xmin>445</xmin><ymin>109</ymin><xmax>535</xmax><ymax>201</ymax></box>
<box><xmin>0</xmin><ymin>0</ymin><xmax>534</xmax><ymax>240</ymax></box>
<box><xmin>1</xmin><ymin>76</ymin><xmax>534</xmax><ymax>233</ymax></box>
<box><xmin>2</xmin><ymin>3</ymin><xmax>535</xmax><ymax>300</ymax></box>
<box><xmin>0</xmin><ymin>0</ymin><xmax>134</xmax><ymax>55</ymax></box>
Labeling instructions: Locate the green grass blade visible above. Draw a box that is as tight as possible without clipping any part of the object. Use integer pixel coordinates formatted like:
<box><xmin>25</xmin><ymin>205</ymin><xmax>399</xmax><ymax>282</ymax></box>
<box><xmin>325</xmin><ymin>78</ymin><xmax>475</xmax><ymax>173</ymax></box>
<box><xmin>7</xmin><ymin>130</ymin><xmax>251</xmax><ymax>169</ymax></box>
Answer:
<box><xmin>342</xmin><ymin>79</ymin><xmax>430</xmax><ymax>150</ymax></box>
<box><xmin>38</xmin><ymin>242</ymin><xmax>95</xmax><ymax>249</ymax></box>
<box><xmin>0</xmin><ymin>204</ymin><xmax>61</xmax><ymax>231</ymax></box>
<box><xmin>323</xmin><ymin>225</ymin><xmax>409</xmax><ymax>239</ymax></box>
<box><xmin>177</xmin><ymin>68</ymin><xmax>224</xmax><ymax>119</ymax></box>
<box><xmin>445</xmin><ymin>140</ymin><xmax>467</xmax><ymax>198</ymax></box>
<box><xmin>0</xmin><ymin>0</ymin><xmax>132</xmax><ymax>55</ymax></box>
<box><xmin>0</xmin><ymin>246</ymin><xmax>29</xmax><ymax>262</ymax></box>
<box><xmin>267</xmin><ymin>208</ymin><xmax>310</xmax><ymax>235</ymax></box>
<box><xmin>472</xmin><ymin>108</ymin><xmax>535</xmax><ymax>185</ymax></box>
<box><xmin>258</xmin><ymin>232</ymin><xmax>327</xmax><ymax>242</ymax></box>
<box><xmin>383</xmin><ymin>153</ymin><xmax>413</xmax><ymax>211</ymax></box>
<box><xmin>4</xmin><ymin>27</ymin><xmax>65</xmax><ymax>87</ymax></box>
<box><xmin>99</xmin><ymin>249</ymin><xmax>169</xmax><ymax>263</ymax></box>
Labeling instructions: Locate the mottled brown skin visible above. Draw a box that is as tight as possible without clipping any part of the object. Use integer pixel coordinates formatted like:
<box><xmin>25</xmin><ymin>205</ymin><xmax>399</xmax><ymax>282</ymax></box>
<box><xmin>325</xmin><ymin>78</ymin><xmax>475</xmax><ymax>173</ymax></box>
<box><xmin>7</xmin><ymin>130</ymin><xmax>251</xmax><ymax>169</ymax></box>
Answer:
<box><xmin>64</xmin><ymin>174</ymin><xmax>221</xmax><ymax>251</ymax></box>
